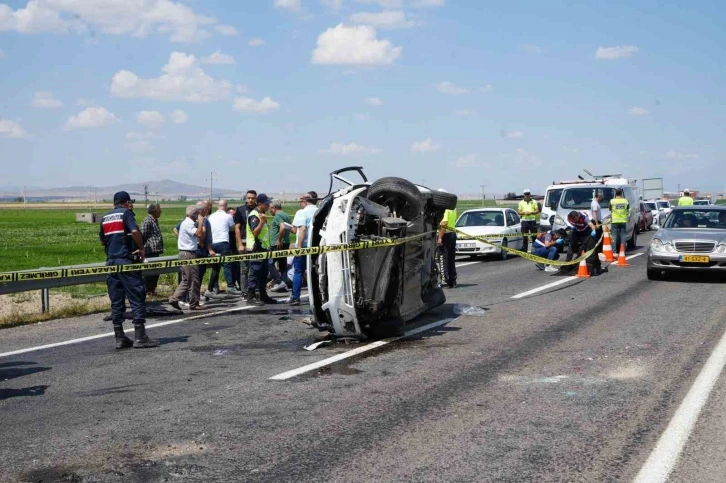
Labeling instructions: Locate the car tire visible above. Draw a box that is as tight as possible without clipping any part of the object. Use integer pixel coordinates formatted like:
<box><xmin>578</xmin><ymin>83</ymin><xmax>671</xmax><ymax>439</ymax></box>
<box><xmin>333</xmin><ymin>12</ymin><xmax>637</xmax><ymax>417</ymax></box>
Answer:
<box><xmin>367</xmin><ymin>177</ymin><xmax>423</xmax><ymax>221</ymax></box>
<box><xmin>424</xmin><ymin>287</ymin><xmax>446</xmax><ymax>310</ymax></box>
<box><xmin>500</xmin><ymin>239</ymin><xmax>508</xmax><ymax>260</ymax></box>
<box><xmin>647</xmin><ymin>268</ymin><xmax>661</xmax><ymax>280</ymax></box>
<box><xmin>431</xmin><ymin>190</ymin><xmax>458</xmax><ymax>210</ymax></box>
<box><xmin>627</xmin><ymin>227</ymin><xmax>637</xmax><ymax>250</ymax></box>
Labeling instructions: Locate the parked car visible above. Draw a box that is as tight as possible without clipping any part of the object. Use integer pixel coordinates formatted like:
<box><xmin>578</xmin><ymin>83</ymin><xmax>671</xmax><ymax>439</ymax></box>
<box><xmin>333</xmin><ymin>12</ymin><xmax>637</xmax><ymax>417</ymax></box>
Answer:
<box><xmin>639</xmin><ymin>202</ymin><xmax>654</xmax><ymax>231</ymax></box>
<box><xmin>306</xmin><ymin>167</ymin><xmax>458</xmax><ymax>339</ymax></box>
<box><xmin>694</xmin><ymin>199</ymin><xmax>712</xmax><ymax>206</ymax></box>
<box><xmin>647</xmin><ymin>206</ymin><xmax>726</xmax><ymax>280</ymax></box>
<box><xmin>454</xmin><ymin>208</ymin><xmax>524</xmax><ymax>260</ymax></box>
<box><xmin>644</xmin><ymin>200</ymin><xmax>665</xmax><ymax>226</ymax></box>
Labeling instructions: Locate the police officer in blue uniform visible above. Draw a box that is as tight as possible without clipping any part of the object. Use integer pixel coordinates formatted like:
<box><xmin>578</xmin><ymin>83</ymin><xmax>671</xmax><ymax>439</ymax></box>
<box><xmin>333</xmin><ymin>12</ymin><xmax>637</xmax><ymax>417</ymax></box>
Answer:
<box><xmin>100</xmin><ymin>191</ymin><xmax>160</xmax><ymax>349</ymax></box>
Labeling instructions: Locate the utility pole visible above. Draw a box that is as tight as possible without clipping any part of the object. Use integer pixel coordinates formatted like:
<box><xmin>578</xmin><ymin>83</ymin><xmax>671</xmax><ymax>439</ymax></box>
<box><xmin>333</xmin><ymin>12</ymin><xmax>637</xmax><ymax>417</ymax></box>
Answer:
<box><xmin>480</xmin><ymin>184</ymin><xmax>486</xmax><ymax>207</ymax></box>
<box><xmin>143</xmin><ymin>184</ymin><xmax>149</xmax><ymax>204</ymax></box>
<box><xmin>23</xmin><ymin>185</ymin><xmax>26</xmax><ymax>207</ymax></box>
<box><xmin>208</xmin><ymin>172</ymin><xmax>217</xmax><ymax>201</ymax></box>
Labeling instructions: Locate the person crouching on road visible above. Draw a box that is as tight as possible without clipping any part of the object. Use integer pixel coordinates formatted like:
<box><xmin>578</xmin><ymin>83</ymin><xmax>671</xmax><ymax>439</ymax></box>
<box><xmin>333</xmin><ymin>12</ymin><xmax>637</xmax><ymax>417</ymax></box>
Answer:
<box><xmin>533</xmin><ymin>228</ymin><xmax>566</xmax><ymax>272</ymax></box>
<box><xmin>169</xmin><ymin>205</ymin><xmax>206</xmax><ymax>311</ymax></box>
<box><xmin>100</xmin><ymin>191</ymin><xmax>159</xmax><ymax>349</ymax></box>
<box><xmin>564</xmin><ymin>211</ymin><xmax>598</xmax><ymax>272</ymax></box>
<box><xmin>437</xmin><ymin>189</ymin><xmax>458</xmax><ymax>289</ymax></box>
<box><xmin>246</xmin><ymin>193</ymin><xmax>277</xmax><ymax>306</ymax></box>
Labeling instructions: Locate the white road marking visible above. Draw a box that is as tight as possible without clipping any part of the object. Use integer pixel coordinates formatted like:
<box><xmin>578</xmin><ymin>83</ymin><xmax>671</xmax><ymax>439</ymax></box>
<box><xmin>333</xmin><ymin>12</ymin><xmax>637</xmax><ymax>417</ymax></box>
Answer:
<box><xmin>269</xmin><ymin>317</ymin><xmax>455</xmax><ymax>381</ymax></box>
<box><xmin>511</xmin><ymin>277</ymin><xmax>578</xmax><ymax>299</ymax></box>
<box><xmin>455</xmin><ymin>261</ymin><xmax>479</xmax><ymax>268</ymax></box>
<box><xmin>0</xmin><ymin>305</ymin><xmax>255</xmax><ymax>359</ymax></box>
<box><xmin>632</xmin><ymin>322</ymin><xmax>726</xmax><ymax>483</ymax></box>
<box><xmin>626</xmin><ymin>252</ymin><xmax>644</xmax><ymax>261</ymax></box>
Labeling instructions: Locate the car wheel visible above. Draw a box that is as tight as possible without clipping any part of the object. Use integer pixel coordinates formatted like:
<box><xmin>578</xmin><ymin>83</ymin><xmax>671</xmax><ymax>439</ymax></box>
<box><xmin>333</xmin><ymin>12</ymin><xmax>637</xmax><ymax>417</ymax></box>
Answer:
<box><xmin>431</xmin><ymin>190</ymin><xmax>458</xmax><ymax>210</ymax></box>
<box><xmin>627</xmin><ymin>227</ymin><xmax>637</xmax><ymax>250</ymax></box>
<box><xmin>647</xmin><ymin>268</ymin><xmax>661</xmax><ymax>280</ymax></box>
<box><xmin>367</xmin><ymin>177</ymin><xmax>423</xmax><ymax>221</ymax></box>
<box><xmin>500</xmin><ymin>239</ymin><xmax>508</xmax><ymax>260</ymax></box>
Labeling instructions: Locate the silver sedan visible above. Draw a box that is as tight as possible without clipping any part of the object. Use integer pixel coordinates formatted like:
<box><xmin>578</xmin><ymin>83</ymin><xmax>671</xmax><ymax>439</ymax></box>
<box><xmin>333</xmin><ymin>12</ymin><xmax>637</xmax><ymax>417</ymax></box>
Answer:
<box><xmin>647</xmin><ymin>206</ymin><xmax>726</xmax><ymax>280</ymax></box>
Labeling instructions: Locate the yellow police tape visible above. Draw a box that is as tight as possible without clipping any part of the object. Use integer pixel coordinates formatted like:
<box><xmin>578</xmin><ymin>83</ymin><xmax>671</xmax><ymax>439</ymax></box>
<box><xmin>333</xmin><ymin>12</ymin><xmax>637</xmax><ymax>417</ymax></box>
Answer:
<box><xmin>0</xmin><ymin>232</ymin><xmax>433</xmax><ymax>283</ymax></box>
<box><xmin>448</xmin><ymin>226</ymin><xmax>604</xmax><ymax>267</ymax></box>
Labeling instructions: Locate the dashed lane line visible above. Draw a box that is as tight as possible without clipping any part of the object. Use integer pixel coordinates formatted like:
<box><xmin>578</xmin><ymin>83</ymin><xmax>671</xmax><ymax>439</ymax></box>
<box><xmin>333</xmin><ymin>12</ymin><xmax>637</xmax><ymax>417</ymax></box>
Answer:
<box><xmin>269</xmin><ymin>317</ymin><xmax>455</xmax><ymax>381</ymax></box>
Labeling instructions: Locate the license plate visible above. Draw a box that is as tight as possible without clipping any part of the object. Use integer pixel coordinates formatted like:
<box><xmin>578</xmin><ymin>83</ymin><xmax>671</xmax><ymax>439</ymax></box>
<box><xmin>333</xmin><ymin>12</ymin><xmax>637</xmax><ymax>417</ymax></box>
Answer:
<box><xmin>458</xmin><ymin>243</ymin><xmax>475</xmax><ymax>249</ymax></box>
<box><xmin>681</xmin><ymin>255</ymin><xmax>710</xmax><ymax>263</ymax></box>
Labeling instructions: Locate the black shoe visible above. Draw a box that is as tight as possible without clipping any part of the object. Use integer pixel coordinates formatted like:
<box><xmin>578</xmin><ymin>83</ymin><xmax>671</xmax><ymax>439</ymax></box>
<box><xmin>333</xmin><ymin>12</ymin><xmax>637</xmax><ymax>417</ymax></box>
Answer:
<box><xmin>113</xmin><ymin>325</ymin><xmax>133</xmax><ymax>349</ymax></box>
<box><xmin>288</xmin><ymin>298</ymin><xmax>301</xmax><ymax>306</ymax></box>
<box><xmin>246</xmin><ymin>292</ymin><xmax>263</xmax><ymax>306</ymax></box>
<box><xmin>260</xmin><ymin>293</ymin><xmax>277</xmax><ymax>304</ymax></box>
<box><xmin>169</xmin><ymin>300</ymin><xmax>181</xmax><ymax>310</ymax></box>
<box><xmin>133</xmin><ymin>324</ymin><xmax>160</xmax><ymax>348</ymax></box>
<box><xmin>600</xmin><ymin>267</ymin><xmax>609</xmax><ymax>273</ymax></box>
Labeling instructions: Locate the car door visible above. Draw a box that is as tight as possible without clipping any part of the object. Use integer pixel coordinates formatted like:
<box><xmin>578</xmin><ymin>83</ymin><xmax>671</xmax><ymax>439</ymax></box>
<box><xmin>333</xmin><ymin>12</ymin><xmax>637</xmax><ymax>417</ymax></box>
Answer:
<box><xmin>506</xmin><ymin>210</ymin><xmax>524</xmax><ymax>249</ymax></box>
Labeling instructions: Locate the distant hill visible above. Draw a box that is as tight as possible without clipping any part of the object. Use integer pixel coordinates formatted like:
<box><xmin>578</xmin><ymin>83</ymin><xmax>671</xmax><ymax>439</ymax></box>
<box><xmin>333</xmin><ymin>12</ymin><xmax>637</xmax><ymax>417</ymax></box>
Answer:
<box><xmin>7</xmin><ymin>179</ymin><xmax>245</xmax><ymax>201</ymax></box>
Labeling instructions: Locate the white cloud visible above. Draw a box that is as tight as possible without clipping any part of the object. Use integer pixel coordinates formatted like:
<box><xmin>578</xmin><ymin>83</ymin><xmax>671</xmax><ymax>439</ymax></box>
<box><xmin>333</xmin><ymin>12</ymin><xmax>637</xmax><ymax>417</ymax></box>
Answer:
<box><xmin>233</xmin><ymin>96</ymin><xmax>280</xmax><ymax>114</ymax></box>
<box><xmin>215</xmin><ymin>24</ymin><xmax>238</xmax><ymax>36</ymax></box>
<box><xmin>434</xmin><ymin>81</ymin><xmax>469</xmax><ymax>95</ymax></box>
<box><xmin>504</xmin><ymin>130</ymin><xmax>524</xmax><ymax>139</ymax></box>
<box><xmin>248</xmin><ymin>37</ymin><xmax>265</xmax><ymax>47</ymax></box>
<box><xmin>31</xmin><ymin>90</ymin><xmax>63</xmax><ymax>109</ymax></box>
<box><xmin>354</xmin><ymin>113</ymin><xmax>371</xmax><ymax>120</ymax></box>
<box><xmin>411</xmin><ymin>138</ymin><xmax>440</xmax><ymax>153</ymax></box>
<box><xmin>355</xmin><ymin>0</ymin><xmax>402</xmax><ymax>7</ymax></box>
<box><xmin>137</xmin><ymin>110</ymin><xmax>165</xmax><ymax>128</ymax></box>
<box><xmin>170</xmin><ymin>109</ymin><xmax>188</xmax><ymax>124</ymax></box>
<box><xmin>365</xmin><ymin>97</ymin><xmax>384</xmax><ymax>106</ymax></box>
<box><xmin>521</xmin><ymin>44</ymin><xmax>544</xmax><ymax>54</ymax></box>
<box><xmin>349</xmin><ymin>10</ymin><xmax>415</xmax><ymax>29</ymax></box>
<box><xmin>320</xmin><ymin>142</ymin><xmax>381</xmax><ymax>155</ymax></box>
<box><xmin>0</xmin><ymin>119</ymin><xmax>27</xmax><ymax>138</ymax></box>
<box><xmin>321</xmin><ymin>0</ymin><xmax>343</xmax><ymax>9</ymax></box>
<box><xmin>410</xmin><ymin>0</ymin><xmax>445</xmax><ymax>6</ymax></box>
<box><xmin>126</xmin><ymin>140</ymin><xmax>153</xmax><ymax>153</ymax></box>
<box><xmin>480</xmin><ymin>84</ymin><xmax>493</xmax><ymax>93</ymax></box>
<box><xmin>202</xmin><ymin>50</ymin><xmax>236</xmax><ymax>65</ymax></box>
<box><xmin>0</xmin><ymin>0</ymin><xmax>224</xmax><ymax>43</ymax></box>
<box><xmin>76</xmin><ymin>98</ymin><xmax>94</xmax><ymax>106</ymax></box>
<box><xmin>65</xmin><ymin>107</ymin><xmax>118</xmax><ymax>130</ymax></box>
<box><xmin>452</xmin><ymin>153</ymin><xmax>478</xmax><ymax>168</ymax></box>
<box><xmin>595</xmin><ymin>45</ymin><xmax>640</xmax><ymax>60</ymax></box>
<box><xmin>126</xmin><ymin>131</ymin><xmax>157</xmax><ymax>140</ymax></box>
<box><xmin>312</xmin><ymin>24</ymin><xmax>402</xmax><ymax>66</ymax></box>
<box><xmin>274</xmin><ymin>0</ymin><xmax>302</xmax><ymax>11</ymax></box>
<box><xmin>111</xmin><ymin>52</ymin><xmax>232</xmax><ymax>102</ymax></box>
<box><xmin>665</xmin><ymin>150</ymin><xmax>699</xmax><ymax>160</ymax></box>
<box><xmin>629</xmin><ymin>106</ymin><xmax>649</xmax><ymax>116</ymax></box>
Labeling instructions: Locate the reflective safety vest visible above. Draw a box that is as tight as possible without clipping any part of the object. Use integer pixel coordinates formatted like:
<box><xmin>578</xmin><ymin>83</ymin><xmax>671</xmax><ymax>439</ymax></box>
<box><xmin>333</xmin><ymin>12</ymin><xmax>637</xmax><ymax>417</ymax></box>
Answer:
<box><xmin>610</xmin><ymin>197</ymin><xmax>629</xmax><ymax>224</ymax></box>
<box><xmin>246</xmin><ymin>209</ymin><xmax>270</xmax><ymax>250</ymax></box>
<box><xmin>518</xmin><ymin>199</ymin><xmax>539</xmax><ymax>221</ymax></box>
<box><xmin>678</xmin><ymin>196</ymin><xmax>694</xmax><ymax>206</ymax></box>
<box><xmin>441</xmin><ymin>209</ymin><xmax>457</xmax><ymax>229</ymax></box>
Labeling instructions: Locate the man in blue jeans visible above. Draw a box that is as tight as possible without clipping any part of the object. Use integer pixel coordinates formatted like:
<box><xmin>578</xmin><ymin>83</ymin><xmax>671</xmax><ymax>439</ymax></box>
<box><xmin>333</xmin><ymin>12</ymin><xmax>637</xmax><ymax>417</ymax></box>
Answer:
<box><xmin>533</xmin><ymin>228</ymin><xmax>567</xmax><ymax>272</ymax></box>
<box><xmin>288</xmin><ymin>192</ymin><xmax>318</xmax><ymax>305</ymax></box>
<box><xmin>206</xmin><ymin>199</ymin><xmax>240</xmax><ymax>295</ymax></box>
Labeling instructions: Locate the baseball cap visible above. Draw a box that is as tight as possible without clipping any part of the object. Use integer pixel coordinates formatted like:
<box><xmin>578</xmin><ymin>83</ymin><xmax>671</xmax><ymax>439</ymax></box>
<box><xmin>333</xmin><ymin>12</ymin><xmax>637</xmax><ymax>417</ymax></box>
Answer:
<box><xmin>113</xmin><ymin>191</ymin><xmax>135</xmax><ymax>205</ymax></box>
<box><xmin>523</xmin><ymin>189</ymin><xmax>531</xmax><ymax>195</ymax></box>
<box><xmin>256</xmin><ymin>193</ymin><xmax>272</xmax><ymax>204</ymax></box>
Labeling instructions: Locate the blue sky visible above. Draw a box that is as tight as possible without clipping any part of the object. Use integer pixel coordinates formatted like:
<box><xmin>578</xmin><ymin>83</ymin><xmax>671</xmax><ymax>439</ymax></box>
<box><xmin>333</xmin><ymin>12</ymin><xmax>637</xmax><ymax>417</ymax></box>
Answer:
<box><xmin>1</xmin><ymin>0</ymin><xmax>724</xmax><ymax>196</ymax></box>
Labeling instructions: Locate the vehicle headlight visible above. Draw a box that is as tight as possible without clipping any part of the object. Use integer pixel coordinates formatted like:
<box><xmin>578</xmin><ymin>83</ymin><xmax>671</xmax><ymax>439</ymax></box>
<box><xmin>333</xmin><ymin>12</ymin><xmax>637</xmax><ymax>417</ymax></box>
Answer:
<box><xmin>664</xmin><ymin>242</ymin><xmax>675</xmax><ymax>253</ymax></box>
<box><xmin>541</xmin><ymin>213</ymin><xmax>548</xmax><ymax>220</ymax></box>
<box><xmin>650</xmin><ymin>239</ymin><xmax>663</xmax><ymax>252</ymax></box>
<box><xmin>717</xmin><ymin>244</ymin><xmax>726</xmax><ymax>254</ymax></box>
<box><xmin>555</xmin><ymin>215</ymin><xmax>564</xmax><ymax>226</ymax></box>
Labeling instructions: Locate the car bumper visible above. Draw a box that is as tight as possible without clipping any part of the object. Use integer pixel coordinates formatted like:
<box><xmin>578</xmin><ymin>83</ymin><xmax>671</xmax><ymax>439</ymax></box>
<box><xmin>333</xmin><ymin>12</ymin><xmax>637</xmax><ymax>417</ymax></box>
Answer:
<box><xmin>648</xmin><ymin>252</ymin><xmax>726</xmax><ymax>270</ymax></box>
<box><xmin>456</xmin><ymin>239</ymin><xmax>502</xmax><ymax>256</ymax></box>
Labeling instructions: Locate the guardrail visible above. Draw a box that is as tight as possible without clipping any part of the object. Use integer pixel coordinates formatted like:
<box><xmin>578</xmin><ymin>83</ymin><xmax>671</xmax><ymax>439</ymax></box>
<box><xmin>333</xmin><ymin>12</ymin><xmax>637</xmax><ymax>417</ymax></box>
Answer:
<box><xmin>0</xmin><ymin>256</ymin><xmax>182</xmax><ymax>313</ymax></box>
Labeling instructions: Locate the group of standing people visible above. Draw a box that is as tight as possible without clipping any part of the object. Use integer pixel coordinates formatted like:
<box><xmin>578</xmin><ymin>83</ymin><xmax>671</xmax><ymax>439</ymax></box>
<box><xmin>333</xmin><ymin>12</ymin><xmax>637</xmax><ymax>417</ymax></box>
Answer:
<box><xmin>100</xmin><ymin>190</ymin><xmax>320</xmax><ymax>350</ymax></box>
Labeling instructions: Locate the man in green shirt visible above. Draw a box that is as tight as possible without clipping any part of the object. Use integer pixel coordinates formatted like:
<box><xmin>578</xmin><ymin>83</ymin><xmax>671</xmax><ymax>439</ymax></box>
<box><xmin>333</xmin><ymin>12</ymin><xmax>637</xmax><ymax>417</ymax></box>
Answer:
<box><xmin>268</xmin><ymin>201</ymin><xmax>293</xmax><ymax>292</ymax></box>
<box><xmin>518</xmin><ymin>189</ymin><xmax>540</xmax><ymax>253</ymax></box>
<box><xmin>678</xmin><ymin>189</ymin><xmax>694</xmax><ymax>206</ymax></box>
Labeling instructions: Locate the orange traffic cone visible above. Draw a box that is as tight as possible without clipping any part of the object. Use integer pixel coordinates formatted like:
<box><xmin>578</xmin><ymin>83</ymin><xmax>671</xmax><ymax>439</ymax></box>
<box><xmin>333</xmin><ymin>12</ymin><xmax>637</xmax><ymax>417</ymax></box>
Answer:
<box><xmin>576</xmin><ymin>251</ymin><xmax>590</xmax><ymax>278</ymax></box>
<box><xmin>616</xmin><ymin>244</ymin><xmax>629</xmax><ymax>267</ymax></box>
<box><xmin>602</xmin><ymin>226</ymin><xmax>615</xmax><ymax>262</ymax></box>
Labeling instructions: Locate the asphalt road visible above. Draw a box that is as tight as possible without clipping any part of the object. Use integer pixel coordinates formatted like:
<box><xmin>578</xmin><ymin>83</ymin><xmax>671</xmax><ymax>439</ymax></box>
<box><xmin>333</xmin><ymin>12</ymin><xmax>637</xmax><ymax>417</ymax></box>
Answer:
<box><xmin>2</xmin><ymin>230</ymin><xmax>726</xmax><ymax>482</ymax></box>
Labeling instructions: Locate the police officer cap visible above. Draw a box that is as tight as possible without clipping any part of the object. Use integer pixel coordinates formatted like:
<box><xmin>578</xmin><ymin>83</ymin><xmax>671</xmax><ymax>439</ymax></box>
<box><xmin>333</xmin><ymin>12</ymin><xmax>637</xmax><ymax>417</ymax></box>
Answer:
<box><xmin>256</xmin><ymin>193</ymin><xmax>272</xmax><ymax>205</ymax></box>
<box><xmin>683</xmin><ymin>189</ymin><xmax>690</xmax><ymax>195</ymax></box>
<box><xmin>523</xmin><ymin>189</ymin><xmax>531</xmax><ymax>195</ymax></box>
<box><xmin>113</xmin><ymin>191</ymin><xmax>135</xmax><ymax>205</ymax></box>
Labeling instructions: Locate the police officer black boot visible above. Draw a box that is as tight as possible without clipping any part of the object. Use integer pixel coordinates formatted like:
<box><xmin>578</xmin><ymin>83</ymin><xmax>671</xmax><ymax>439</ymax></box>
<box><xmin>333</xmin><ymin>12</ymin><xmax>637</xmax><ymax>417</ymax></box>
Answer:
<box><xmin>246</xmin><ymin>290</ymin><xmax>263</xmax><ymax>306</ymax></box>
<box><xmin>259</xmin><ymin>287</ymin><xmax>276</xmax><ymax>305</ymax></box>
<box><xmin>114</xmin><ymin>324</ymin><xmax>133</xmax><ymax>350</ymax></box>
<box><xmin>133</xmin><ymin>323</ymin><xmax>160</xmax><ymax>348</ymax></box>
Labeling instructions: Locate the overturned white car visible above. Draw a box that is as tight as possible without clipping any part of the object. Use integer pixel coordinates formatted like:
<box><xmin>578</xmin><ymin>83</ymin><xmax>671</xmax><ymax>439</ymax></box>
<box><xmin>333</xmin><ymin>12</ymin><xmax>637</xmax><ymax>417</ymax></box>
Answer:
<box><xmin>306</xmin><ymin>167</ymin><xmax>458</xmax><ymax>339</ymax></box>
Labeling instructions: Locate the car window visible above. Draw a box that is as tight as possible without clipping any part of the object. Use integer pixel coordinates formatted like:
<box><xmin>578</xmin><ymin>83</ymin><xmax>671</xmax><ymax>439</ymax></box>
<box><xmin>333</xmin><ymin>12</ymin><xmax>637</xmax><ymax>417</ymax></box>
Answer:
<box><xmin>456</xmin><ymin>211</ymin><xmax>505</xmax><ymax>227</ymax></box>
<box><xmin>646</xmin><ymin>202</ymin><xmax>657</xmax><ymax>210</ymax></box>
<box><xmin>658</xmin><ymin>201</ymin><xmax>670</xmax><ymax>209</ymax></box>
<box><xmin>664</xmin><ymin>209</ymin><xmax>726</xmax><ymax>229</ymax></box>
<box><xmin>510</xmin><ymin>211</ymin><xmax>520</xmax><ymax>225</ymax></box>
<box><xmin>545</xmin><ymin>189</ymin><xmax>562</xmax><ymax>208</ymax></box>
<box><xmin>506</xmin><ymin>211</ymin><xmax>520</xmax><ymax>226</ymax></box>
<box><xmin>560</xmin><ymin>187</ymin><xmax>615</xmax><ymax>210</ymax></box>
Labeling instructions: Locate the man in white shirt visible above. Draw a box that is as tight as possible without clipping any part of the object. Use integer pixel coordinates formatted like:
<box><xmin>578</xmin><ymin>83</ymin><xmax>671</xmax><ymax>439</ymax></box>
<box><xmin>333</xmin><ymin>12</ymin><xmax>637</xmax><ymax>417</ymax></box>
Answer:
<box><xmin>287</xmin><ymin>192</ymin><xmax>318</xmax><ymax>305</ymax></box>
<box><xmin>169</xmin><ymin>205</ymin><xmax>206</xmax><ymax>311</ymax></box>
<box><xmin>206</xmin><ymin>200</ymin><xmax>241</xmax><ymax>296</ymax></box>
<box><xmin>591</xmin><ymin>192</ymin><xmax>603</xmax><ymax>224</ymax></box>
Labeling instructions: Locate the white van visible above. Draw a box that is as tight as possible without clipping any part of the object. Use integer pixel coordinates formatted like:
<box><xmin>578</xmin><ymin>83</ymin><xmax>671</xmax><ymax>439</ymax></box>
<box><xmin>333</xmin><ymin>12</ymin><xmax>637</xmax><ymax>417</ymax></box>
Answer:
<box><xmin>552</xmin><ymin>177</ymin><xmax>640</xmax><ymax>250</ymax></box>
<box><xmin>539</xmin><ymin>184</ymin><xmax>564</xmax><ymax>231</ymax></box>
